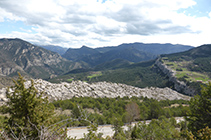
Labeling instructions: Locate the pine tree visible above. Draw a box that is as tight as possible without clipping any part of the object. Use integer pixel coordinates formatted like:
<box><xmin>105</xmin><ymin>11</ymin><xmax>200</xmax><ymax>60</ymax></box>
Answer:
<box><xmin>4</xmin><ymin>73</ymin><xmax>54</xmax><ymax>138</ymax></box>
<box><xmin>187</xmin><ymin>82</ymin><xmax>211</xmax><ymax>135</ymax></box>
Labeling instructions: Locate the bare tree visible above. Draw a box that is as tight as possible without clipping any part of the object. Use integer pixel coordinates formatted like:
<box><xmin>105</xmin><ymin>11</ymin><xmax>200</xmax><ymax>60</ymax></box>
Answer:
<box><xmin>125</xmin><ymin>102</ymin><xmax>140</xmax><ymax>124</ymax></box>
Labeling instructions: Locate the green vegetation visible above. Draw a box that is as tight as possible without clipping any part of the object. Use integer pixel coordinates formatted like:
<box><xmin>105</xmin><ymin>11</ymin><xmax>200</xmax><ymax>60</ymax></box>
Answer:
<box><xmin>87</xmin><ymin>72</ymin><xmax>102</xmax><ymax>79</ymax></box>
<box><xmin>5</xmin><ymin>74</ymin><xmax>55</xmax><ymax>138</ymax></box>
<box><xmin>67</xmin><ymin>78</ymin><xmax>74</xmax><ymax>82</ymax></box>
<box><xmin>1</xmin><ymin>74</ymin><xmax>211</xmax><ymax>139</ymax></box>
<box><xmin>52</xmin><ymin>96</ymin><xmax>190</xmax><ymax>126</ymax></box>
<box><xmin>162</xmin><ymin>58</ymin><xmax>210</xmax><ymax>83</ymax></box>
<box><xmin>49</xmin><ymin>60</ymin><xmax>170</xmax><ymax>88</ymax></box>
<box><xmin>160</xmin><ymin>45</ymin><xmax>211</xmax><ymax>85</ymax></box>
<box><xmin>131</xmin><ymin>116</ymin><xmax>181</xmax><ymax>140</ymax></box>
<box><xmin>187</xmin><ymin>82</ymin><xmax>211</xmax><ymax>136</ymax></box>
<box><xmin>159</xmin><ymin>45</ymin><xmax>211</xmax><ymax>95</ymax></box>
<box><xmin>0</xmin><ymin>74</ymin><xmax>64</xmax><ymax>139</ymax></box>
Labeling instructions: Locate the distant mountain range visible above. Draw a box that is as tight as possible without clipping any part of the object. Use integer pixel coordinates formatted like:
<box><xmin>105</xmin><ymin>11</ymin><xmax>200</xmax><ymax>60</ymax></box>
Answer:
<box><xmin>0</xmin><ymin>38</ymin><xmax>86</xmax><ymax>79</ymax></box>
<box><xmin>62</xmin><ymin>43</ymin><xmax>193</xmax><ymax>66</ymax></box>
<box><xmin>39</xmin><ymin>45</ymin><xmax>68</xmax><ymax>55</ymax></box>
<box><xmin>50</xmin><ymin>44</ymin><xmax>211</xmax><ymax>96</ymax></box>
<box><xmin>0</xmin><ymin>38</ymin><xmax>194</xmax><ymax>78</ymax></box>
<box><xmin>0</xmin><ymin>38</ymin><xmax>203</xmax><ymax>91</ymax></box>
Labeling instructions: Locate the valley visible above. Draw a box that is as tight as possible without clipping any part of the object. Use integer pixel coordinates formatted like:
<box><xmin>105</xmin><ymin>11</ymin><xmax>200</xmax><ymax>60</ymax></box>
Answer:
<box><xmin>1</xmin><ymin>0</ymin><xmax>211</xmax><ymax>138</ymax></box>
<box><xmin>0</xmin><ymin>38</ymin><xmax>211</xmax><ymax>139</ymax></box>
<box><xmin>0</xmin><ymin>38</ymin><xmax>210</xmax><ymax>97</ymax></box>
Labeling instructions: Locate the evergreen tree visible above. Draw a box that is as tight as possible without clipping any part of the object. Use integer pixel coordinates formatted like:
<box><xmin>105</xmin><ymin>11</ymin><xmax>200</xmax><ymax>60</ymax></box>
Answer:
<box><xmin>112</xmin><ymin>117</ymin><xmax>125</xmax><ymax>140</ymax></box>
<box><xmin>148</xmin><ymin>100</ymin><xmax>163</xmax><ymax>119</ymax></box>
<box><xmin>187</xmin><ymin>82</ymin><xmax>211</xmax><ymax>135</ymax></box>
<box><xmin>72</xmin><ymin>103</ymin><xmax>82</xmax><ymax>119</ymax></box>
<box><xmin>4</xmin><ymin>73</ymin><xmax>54</xmax><ymax>138</ymax></box>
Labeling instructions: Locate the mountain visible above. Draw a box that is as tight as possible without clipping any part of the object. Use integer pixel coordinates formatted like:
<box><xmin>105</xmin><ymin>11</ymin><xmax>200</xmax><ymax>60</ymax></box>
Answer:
<box><xmin>62</xmin><ymin>46</ymin><xmax>100</xmax><ymax>61</ymax></box>
<box><xmin>95</xmin><ymin>46</ymin><xmax>155</xmax><ymax>63</ymax></box>
<box><xmin>62</xmin><ymin>43</ymin><xmax>193</xmax><ymax>67</ymax></box>
<box><xmin>0</xmin><ymin>38</ymin><xmax>85</xmax><ymax>79</ymax></box>
<box><xmin>39</xmin><ymin>45</ymin><xmax>68</xmax><ymax>55</ymax></box>
<box><xmin>94</xmin><ymin>59</ymin><xmax>131</xmax><ymax>70</ymax></box>
<box><xmin>114</xmin><ymin>43</ymin><xmax>193</xmax><ymax>55</ymax></box>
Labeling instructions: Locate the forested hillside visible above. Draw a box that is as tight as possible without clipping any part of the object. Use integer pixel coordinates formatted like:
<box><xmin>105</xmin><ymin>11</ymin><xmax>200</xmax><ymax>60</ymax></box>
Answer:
<box><xmin>49</xmin><ymin>60</ymin><xmax>171</xmax><ymax>88</ymax></box>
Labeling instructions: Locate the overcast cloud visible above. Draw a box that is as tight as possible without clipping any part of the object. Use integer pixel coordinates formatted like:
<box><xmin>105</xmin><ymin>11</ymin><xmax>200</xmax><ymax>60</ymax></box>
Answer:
<box><xmin>0</xmin><ymin>0</ymin><xmax>211</xmax><ymax>48</ymax></box>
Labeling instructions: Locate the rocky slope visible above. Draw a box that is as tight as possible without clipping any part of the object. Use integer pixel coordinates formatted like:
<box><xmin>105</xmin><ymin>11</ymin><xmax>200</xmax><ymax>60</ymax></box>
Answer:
<box><xmin>0</xmin><ymin>38</ymin><xmax>85</xmax><ymax>79</ymax></box>
<box><xmin>0</xmin><ymin>79</ymin><xmax>190</xmax><ymax>103</ymax></box>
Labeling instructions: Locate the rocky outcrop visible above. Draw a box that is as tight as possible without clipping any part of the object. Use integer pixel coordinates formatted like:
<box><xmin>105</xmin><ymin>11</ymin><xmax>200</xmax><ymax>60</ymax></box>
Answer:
<box><xmin>155</xmin><ymin>58</ymin><xmax>195</xmax><ymax>96</ymax></box>
<box><xmin>0</xmin><ymin>79</ymin><xmax>190</xmax><ymax>104</ymax></box>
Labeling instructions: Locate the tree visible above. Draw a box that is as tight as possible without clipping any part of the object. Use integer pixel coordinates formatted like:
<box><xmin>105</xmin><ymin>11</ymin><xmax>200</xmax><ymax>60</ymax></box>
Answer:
<box><xmin>148</xmin><ymin>100</ymin><xmax>163</xmax><ymax>119</ymax></box>
<box><xmin>197</xmin><ymin>126</ymin><xmax>211</xmax><ymax>140</ymax></box>
<box><xmin>139</xmin><ymin>104</ymin><xmax>149</xmax><ymax>120</ymax></box>
<box><xmin>112</xmin><ymin>117</ymin><xmax>125</xmax><ymax>140</ymax></box>
<box><xmin>83</xmin><ymin>123</ymin><xmax>101</xmax><ymax>140</ymax></box>
<box><xmin>187</xmin><ymin>82</ymin><xmax>211</xmax><ymax>135</ymax></box>
<box><xmin>72</xmin><ymin>103</ymin><xmax>82</xmax><ymax>119</ymax></box>
<box><xmin>4</xmin><ymin>73</ymin><xmax>54</xmax><ymax>139</ymax></box>
<box><xmin>131</xmin><ymin>116</ymin><xmax>181</xmax><ymax>140</ymax></box>
<box><xmin>125</xmin><ymin>102</ymin><xmax>140</xmax><ymax>124</ymax></box>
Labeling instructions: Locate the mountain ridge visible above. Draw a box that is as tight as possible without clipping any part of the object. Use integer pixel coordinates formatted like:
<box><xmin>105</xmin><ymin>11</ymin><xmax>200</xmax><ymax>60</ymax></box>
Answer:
<box><xmin>39</xmin><ymin>45</ymin><xmax>68</xmax><ymax>55</ymax></box>
<box><xmin>62</xmin><ymin>43</ymin><xmax>193</xmax><ymax>66</ymax></box>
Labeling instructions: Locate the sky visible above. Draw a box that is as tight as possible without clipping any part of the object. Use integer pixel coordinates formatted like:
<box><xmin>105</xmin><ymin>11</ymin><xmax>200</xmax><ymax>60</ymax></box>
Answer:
<box><xmin>0</xmin><ymin>0</ymin><xmax>211</xmax><ymax>48</ymax></box>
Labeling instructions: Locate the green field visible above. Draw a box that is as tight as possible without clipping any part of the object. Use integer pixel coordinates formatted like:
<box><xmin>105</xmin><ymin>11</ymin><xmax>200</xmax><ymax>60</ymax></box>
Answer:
<box><xmin>87</xmin><ymin>72</ymin><xmax>102</xmax><ymax>79</ymax></box>
<box><xmin>162</xmin><ymin>58</ymin><xmax>211</xmax><ymax>83</ymax></box>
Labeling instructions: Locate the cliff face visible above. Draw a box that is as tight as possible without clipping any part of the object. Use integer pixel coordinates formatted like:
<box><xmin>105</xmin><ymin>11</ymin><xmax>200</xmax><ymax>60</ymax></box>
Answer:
<box><xmin>155</xmin><ymin>59</ymin><xmax>195</xmax><ymax>96</ymax></box>
<box><xmin>0</xmin><ymin>38</ymin><xmax>80</xmax><ymax>78</ymax></box>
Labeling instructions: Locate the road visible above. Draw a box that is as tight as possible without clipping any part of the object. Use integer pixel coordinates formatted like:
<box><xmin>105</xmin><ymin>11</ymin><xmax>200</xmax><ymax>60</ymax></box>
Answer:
<box><xmin>67</xmin><ymin>117</ymin><xmax>183</xmax><ymax>139</ymax></box>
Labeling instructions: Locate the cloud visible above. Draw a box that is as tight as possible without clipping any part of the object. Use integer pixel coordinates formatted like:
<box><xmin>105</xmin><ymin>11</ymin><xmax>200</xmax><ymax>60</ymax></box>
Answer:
<box><xmin>0</xmin><ymin>0</ymin><xmax>210</xmax><ymax>48</ymax></box>
<box><xmin>0</xmin><ymin>8</ymin><xmax>24</xmax><ymax>22</ymax></box>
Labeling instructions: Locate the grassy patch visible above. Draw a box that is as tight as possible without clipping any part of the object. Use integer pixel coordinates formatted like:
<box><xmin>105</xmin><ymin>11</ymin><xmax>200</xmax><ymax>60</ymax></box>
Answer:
<box><xmin>175</xmin><ymin>68</ymin><xmax>209</xmax><ymax>83</ymax></box>
<box><xmin>67</xmin><ymin>78</ymin><xmax>73</xmax><ymax>82</ymax></box>
<box><xmin>87</xmin><ymin>72</ymin><xmax>102</xmax><ymax>79</ymax></box>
